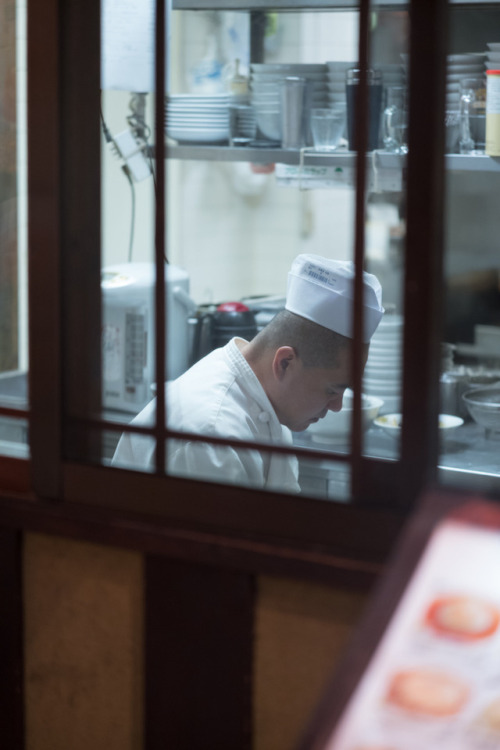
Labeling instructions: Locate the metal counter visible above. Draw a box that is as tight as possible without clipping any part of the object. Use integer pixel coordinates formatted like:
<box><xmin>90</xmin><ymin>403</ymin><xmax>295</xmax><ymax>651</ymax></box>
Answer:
<box><xmin>295</xmin><ymin>421</ymin><xmax>500</xmax><ymax>501</ymax></box>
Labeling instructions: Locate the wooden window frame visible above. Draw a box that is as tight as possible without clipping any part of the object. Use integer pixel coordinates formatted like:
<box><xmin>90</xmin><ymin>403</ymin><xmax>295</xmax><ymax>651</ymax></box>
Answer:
<box><xmin>0</xmin><ymin>0</ymin><xmax>457</xmax><ymax>581</ymax></box>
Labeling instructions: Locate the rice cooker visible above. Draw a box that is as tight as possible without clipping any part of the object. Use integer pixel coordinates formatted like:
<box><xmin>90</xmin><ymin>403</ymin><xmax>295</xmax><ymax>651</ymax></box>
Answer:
<box><xmin>101</xmin><ymin>262</ymin><xmax>196</xmax><ymax>413</ymax></box>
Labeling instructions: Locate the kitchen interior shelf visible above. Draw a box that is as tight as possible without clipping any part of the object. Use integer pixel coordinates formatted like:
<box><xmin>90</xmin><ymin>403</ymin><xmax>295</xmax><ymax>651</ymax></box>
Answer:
<box><xmin>166</xmin><ymin>144</ymin><xmax>500</xmax><ymax>173</ymax></box>
<box><xmin>173</xmin><ymin>0</ymin><xmax>498</xmax><ymax>9</ymax></box>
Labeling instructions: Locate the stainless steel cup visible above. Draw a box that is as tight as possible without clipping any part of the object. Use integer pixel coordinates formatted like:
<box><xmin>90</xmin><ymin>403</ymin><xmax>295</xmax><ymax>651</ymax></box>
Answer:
<box><xmin>281</xmin><ymin>76</ymin><xmax>307</xmax><ymax>149</ymax></box>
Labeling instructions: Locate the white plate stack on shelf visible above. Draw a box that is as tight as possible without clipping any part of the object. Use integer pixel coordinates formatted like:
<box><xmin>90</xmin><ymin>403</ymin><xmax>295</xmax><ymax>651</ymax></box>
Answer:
<box><xmin>379</xmin><ymin>63</ymin><xmax>406</xmax><ymax>90</ymax></box>
<box><xmin>363</xmin><ymin>313</ymin><xmax>404</xmax><ymax>415</ymax></box>
<box><xmin>249</xmin><ymin>63</ymin><xmax>328</xmax><ymax>141</ymax></box>
<box><xmin>485</xmin><ymin>42</ymin><xmax>500</xmax><ymax>71</ymax></box>
<box><xmin>325</xmin><ymin>61</ymin><xmax>355</xmax><ymax>109</ymax></box>
<box><xmin>401</xmin><ymin>52</ymin><xmax>485</xmax><ymax>111</ymax></box>
<box><xmin>165</xmin><ymin>93</ymin><xmax>230</xmax><ymax>145</ymax></box>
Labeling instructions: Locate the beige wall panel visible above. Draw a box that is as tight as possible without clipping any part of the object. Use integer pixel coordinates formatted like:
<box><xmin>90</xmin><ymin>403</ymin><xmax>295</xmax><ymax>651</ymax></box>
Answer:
<box><xmin>254</xmin><ymin>576</ymin><xmax>369</xmax><ymax>750</ymax></box>
<box><xmin>24</xmin><ymin>533</ymin><xmax>144</xmax><ymax>750</ymax></box>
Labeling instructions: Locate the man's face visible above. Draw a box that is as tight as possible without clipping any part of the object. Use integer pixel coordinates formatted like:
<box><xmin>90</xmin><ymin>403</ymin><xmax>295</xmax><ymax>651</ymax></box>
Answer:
<box><xmin>274</xmin><ymin>345</ymin><xmax>368</xmax><ymax>433</ymax></box>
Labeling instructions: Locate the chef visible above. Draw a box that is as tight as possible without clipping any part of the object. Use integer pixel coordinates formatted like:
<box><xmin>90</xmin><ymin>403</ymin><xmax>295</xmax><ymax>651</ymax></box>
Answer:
<box><xmin>112</xmin><ymin>254</ymin><xmax>384</xmax><ymax>493</ymax></box>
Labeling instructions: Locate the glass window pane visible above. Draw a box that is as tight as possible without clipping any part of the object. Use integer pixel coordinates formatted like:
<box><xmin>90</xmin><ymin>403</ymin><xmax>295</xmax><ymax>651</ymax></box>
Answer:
<box><xmin>94</xmin><ymin>4</ymin><xmax>410</xmax><ymax>505</ymax></box>
<box><xmin>0</xmin><ymin>0</ymin><xmax>29</xmax><ymax>459</ymax></box>
<box><xmin>362</xmin><ymin>6</ymin><xmax>408</xmax><ymax>466</ymax></box>
<box><xmin>440</xmin><ymin>5</ymin><xmax>500</xmax><ymax>494</ymax></box>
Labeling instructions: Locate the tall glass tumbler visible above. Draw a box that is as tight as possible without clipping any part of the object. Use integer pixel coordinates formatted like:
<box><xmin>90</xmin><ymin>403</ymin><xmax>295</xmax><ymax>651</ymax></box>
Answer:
<box><xmin>382</xmin><ymin>85</ymin><xmax>408</xmax><ymax>153</ymax></box>
<box><xmin>459</xmin><ymin>76</ymin><xmax>486</xmax><ymax>154</ymax></box>
<box><xmin>346</xmin><ymin>68</ymin><xmax>383</xmax><ymax>151</ymax></box>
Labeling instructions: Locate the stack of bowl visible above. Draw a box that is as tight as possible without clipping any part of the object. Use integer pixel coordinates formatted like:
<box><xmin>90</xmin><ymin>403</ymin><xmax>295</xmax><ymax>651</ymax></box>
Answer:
<box><xmin>379</xmin><ymin>62</ymin><xmax>406</xmax><ymax>89</ymax></box>
<box><xmin>249</xmin><ymin>63</ymin><xmax>328</xmax><ymax>142</ymax></box>
<box><xmin>325</xmin><ymin>61</ymin><xmax>355</xmax><ymax>110</ymax></box>
<box><xmin>486</xmin><ymin>42</ymin><xmax>500</xmax><ymax>70</ymax></box>
<box><xmin>363</xmin><ymin>313</ymin><xmax>404</xmax><ymax>415</ymax></box>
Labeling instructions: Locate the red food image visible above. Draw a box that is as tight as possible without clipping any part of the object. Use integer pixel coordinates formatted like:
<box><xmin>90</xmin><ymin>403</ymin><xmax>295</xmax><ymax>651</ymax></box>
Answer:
<box><xmin>425</xmin><ymin>595</ymin><xmax>500</xmax><ymax>641</ymax></box>
<box><xmin>385</xmin><ymin>668</ymin><xmax>469</xmax><ymax>717</ymax></box>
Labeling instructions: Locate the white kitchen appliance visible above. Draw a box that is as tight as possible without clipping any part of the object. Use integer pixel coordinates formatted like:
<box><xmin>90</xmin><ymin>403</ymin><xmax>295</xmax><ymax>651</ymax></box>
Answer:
<box><xmin>101</xmin><ymin>262</ymin><xmax>196</xmax><ymax>413</ymax></box>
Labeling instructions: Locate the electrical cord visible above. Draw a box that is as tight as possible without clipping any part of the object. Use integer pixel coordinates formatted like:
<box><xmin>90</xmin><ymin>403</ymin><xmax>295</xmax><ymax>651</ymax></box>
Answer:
<box><xmin>100</xmin><ymin>99</ymin><xmax>167</xmax><ymax>264</ymax></box>
<box><xmin>100</xmin><ymin>106</ymin><xmax>137</xmax><ymax>263</ymax></box>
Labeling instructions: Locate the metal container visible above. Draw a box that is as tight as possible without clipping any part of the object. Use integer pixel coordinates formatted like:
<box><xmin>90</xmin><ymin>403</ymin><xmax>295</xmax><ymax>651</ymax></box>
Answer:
<box><xmin>440</xmin><ymin>367</ymin><xmax>500</xmax><ymax>419</ymax></box>
<box><xmin>462</xmin><ymin>386</ymin><xmax>500</xmax><ymax>438</ymax></box>
<box><xmin>345</xmin><ymin>68</ymin><xmax>383</xmax><ymax>151</ymax></box>
<box><xmin>280</xmin><ymin>76</ymin><xmax>308</xmax><ymax>149</ymax></box>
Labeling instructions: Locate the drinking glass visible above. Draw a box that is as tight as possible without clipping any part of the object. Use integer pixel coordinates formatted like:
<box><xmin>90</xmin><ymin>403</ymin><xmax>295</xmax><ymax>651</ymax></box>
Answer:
<box><xmin>382</xmin><ymin>86</ymin><xmax>408</xmax><ymax>154</ymax></box>
<box><xmin>310</xmin><ymin>106</ymin><xmax>346</xmax><ymax>152</ymax></box>
<box><xmin>459</xmin><ymin>77</ymin><xmax>486</xmax><ymax>154</ymax></box>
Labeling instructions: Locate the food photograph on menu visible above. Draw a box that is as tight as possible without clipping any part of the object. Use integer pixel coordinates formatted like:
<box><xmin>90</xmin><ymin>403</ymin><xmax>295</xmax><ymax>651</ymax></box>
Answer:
<box><xmin>319</xmin><ymin>510</ymin><xmax>500</xmax><ymax>750</ymax></box>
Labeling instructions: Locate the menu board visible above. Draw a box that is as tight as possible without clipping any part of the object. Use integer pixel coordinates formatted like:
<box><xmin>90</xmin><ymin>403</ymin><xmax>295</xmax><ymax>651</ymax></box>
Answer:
<box><xmin>302</xmin><ymin>496</ymin><xmax>500</xmax><ymax>750</ymax></box>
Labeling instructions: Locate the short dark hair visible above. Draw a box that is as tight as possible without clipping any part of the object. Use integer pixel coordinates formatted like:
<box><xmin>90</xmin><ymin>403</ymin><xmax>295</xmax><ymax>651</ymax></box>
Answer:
<box><xmin>252</xmin><ymin>309</ymin><xmax>354</xmax><ymax>369</ymax></box>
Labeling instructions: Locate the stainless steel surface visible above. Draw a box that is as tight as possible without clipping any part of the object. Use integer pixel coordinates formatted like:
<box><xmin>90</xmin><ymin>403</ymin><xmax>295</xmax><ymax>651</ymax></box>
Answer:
<box><xmin>295</xmin><ymin>419</ymin><xmax>500</xmax><ymax>500</ymax></box>
<box><xmin>462</xmin><ymin>386</ymin><xmax>500</xmax><ymax>436</ymax></box>
<box><xmin>440</xmin><ymin>367</ymin><xmax>500</xmax><ymax>419</ymax></box>
<box><xmin>172</xmin><ymin>0</ymin><xmax>496</xmax><ymax>9</ymax></box>
<box><xmin>0</xmin><ymin>371</ymin><xmax>29</xmax><ymax>458</ymax></box>
<box><xmin>166</xmin><ymin>145</ymin><xmax>500</xmax><ymax>175</ymax></box>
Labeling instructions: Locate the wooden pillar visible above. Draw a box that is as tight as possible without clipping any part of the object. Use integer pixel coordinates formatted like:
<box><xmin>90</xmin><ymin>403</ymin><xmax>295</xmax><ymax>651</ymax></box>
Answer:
<box><xmin>145</xmin><ymin>558</ymin><xmax>255</xmax><ymax>750</ymax></box>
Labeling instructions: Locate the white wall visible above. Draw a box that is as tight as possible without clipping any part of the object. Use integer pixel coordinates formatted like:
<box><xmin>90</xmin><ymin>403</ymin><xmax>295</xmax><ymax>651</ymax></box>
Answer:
<box><xmin>101</xmin><ymin>12</ymin><xmax>360</xmax><ymax>306</ymax></box>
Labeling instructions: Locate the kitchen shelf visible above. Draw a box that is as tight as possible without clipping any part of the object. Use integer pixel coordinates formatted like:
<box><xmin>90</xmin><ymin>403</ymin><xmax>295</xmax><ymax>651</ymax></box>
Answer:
<box><xmin>166</xmin><ymin>145</ymin><xmax>404</xmax><ymax>166</ymax></box>
<box><xmin>166</xmin><ymin>144</ymin><xmax>500</xmax><ymax>173</ymax></box>
<box><xmin>447</xmin><ymin>153</ymin><xmax>500</xmax><ymax>171</ymax></box>
<box><xmin>172</xmin><ymin>0</ymin><xmax>499</xmax><ymax>9</ymax></box>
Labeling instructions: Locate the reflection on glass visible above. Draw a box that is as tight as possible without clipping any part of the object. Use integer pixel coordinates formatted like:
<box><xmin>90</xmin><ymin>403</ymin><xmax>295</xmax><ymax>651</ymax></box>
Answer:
<box><xmin>0</xmin><ymin>371</ymin><xmax>29</xmax><ymax>459</ymax></box>
<box><xmin>441</xmin><ymin>6</ymin><xmax>500</xmax><ymax>491</ymax></box>
<box><xmin>0</xmin><ymin>0</ymin><xmax>29</xmax><ymax>458</ymax></box>
<box><xmin>97</xmin><ymin>7</ymin><xmax>415</xmax><ymax>501</ymax></box>
<box><xmin>363</xmin><ymin>8</ymin><xmax>408</xmax><ymax>462</ymax></box>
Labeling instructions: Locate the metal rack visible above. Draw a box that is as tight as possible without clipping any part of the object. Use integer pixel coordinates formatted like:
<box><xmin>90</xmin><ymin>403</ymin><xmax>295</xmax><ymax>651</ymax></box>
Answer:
<box><xmin>172</xmin><ymin>0</ymin><xmax>499</xmax><ymax>9</ymax></box>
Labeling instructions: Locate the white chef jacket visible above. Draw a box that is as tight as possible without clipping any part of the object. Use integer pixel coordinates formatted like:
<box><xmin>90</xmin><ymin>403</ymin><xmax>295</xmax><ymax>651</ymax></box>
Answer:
<box><xmin>112</xmin><ymin>338</ymin><xmax>300</xmax><ymax>493</ymax></box>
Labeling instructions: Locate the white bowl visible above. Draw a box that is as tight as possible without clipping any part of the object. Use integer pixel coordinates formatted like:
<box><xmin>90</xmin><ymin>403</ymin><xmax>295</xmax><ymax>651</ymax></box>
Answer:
<box><xmin>254</xmin><ymin>108</ymin><xmax>281</xmax><ymax>141</ymax></box>
<box><xmin>462</xmin><ymin>386</ymin><xmax>500</xmax><ymax>437</ymax></box>
<box><xmin>374</xmin><ymin>413</ymin><xmax>464</xmax><ymax>439</ymax></box>
<box><xmin>306</xmin><ymin>391</ymin><xmax>384</xmax><ymax>444</ymax></box>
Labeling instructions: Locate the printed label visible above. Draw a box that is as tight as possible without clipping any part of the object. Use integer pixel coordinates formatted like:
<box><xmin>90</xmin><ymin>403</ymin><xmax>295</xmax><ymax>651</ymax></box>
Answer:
<box><xmin>487</xmin><ymin>75</ymin><xmax>500</xmax><ymax>113</ymax></box>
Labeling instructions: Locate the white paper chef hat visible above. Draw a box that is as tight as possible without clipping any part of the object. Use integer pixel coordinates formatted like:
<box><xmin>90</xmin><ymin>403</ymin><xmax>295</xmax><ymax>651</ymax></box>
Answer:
<box><xmin>285</xmin><ymin>254</ymin><xmax>384</xmax><ymax>342</ymax></box>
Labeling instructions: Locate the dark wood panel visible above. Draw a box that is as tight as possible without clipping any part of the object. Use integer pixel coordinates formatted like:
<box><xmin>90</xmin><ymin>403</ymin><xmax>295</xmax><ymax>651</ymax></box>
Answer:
<box><xmin>145</xmin><ymin>558</ymin><xmax>255</xmax><ymax>750</ymax></box>
<box><xmin>0</xmin><ymin>485</ymin><xmax>388</xmax><ymax>591</ymax></box>
<box><xmin>0</xmin><ymin>527</ymin><xmax>24</xmax><ymax>749</ymax></box>
<box><xmin>28</xmin><ymin>0</ymin><xmax>62</xmax><ymax>497</ymax></box>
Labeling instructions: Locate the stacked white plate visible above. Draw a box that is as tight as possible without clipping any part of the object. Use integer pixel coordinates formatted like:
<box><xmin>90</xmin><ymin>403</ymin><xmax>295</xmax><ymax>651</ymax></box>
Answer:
<box><xmin>485</xmin><ymin>42</ymin><xmax>500</xmax><ymax>71</ymax></box>
<box><xmin>165</xmin><ymin>94</ymin><xmax>230</xmax><ymax>145</ymax></box>
<box><xmin>379</xmin><ymin>63</ymin><xmax>406</xmax><ymax>89</ymax></box>
<box><xmin>325</xmin><ymin>61</ymin><xmax>355</xmax><ymax>108</ymax></box>
<box><xmin>400</xmin><ymin>52</ymin><xmax>485</xmax><ymax>111</ymax></box>
<box><xmin>363</xmin><ymin>314</ymin><xmax>404</xmax><ymax>415</ymax></box>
